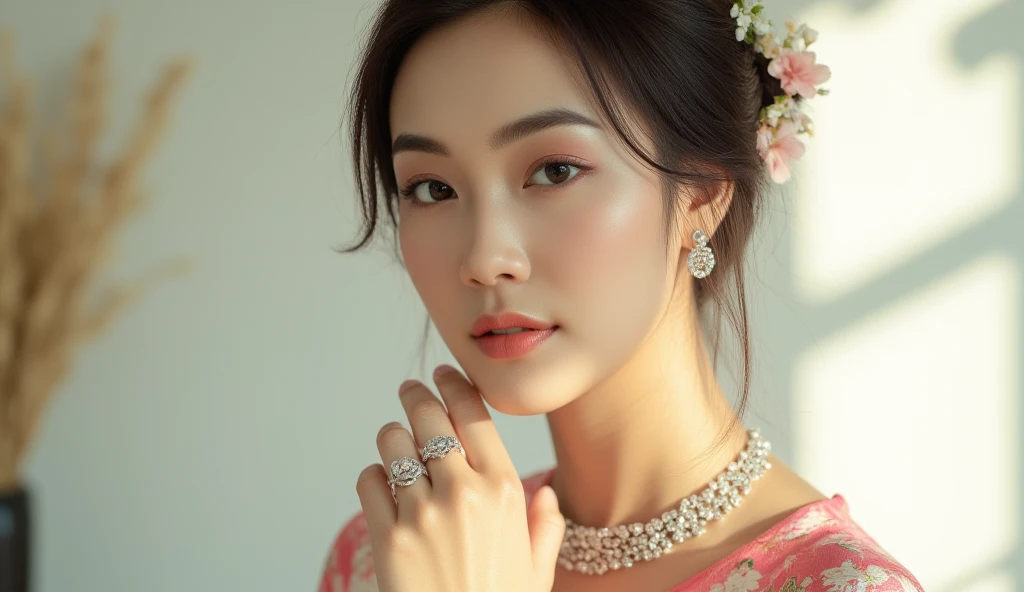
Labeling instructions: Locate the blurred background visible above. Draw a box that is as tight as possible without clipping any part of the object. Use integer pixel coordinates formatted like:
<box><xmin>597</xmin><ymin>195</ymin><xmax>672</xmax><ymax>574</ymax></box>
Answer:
<box><xmin>2</xmin><ymin>0</ymin><xmax>1020</xmax><ymax>590</ymax></box>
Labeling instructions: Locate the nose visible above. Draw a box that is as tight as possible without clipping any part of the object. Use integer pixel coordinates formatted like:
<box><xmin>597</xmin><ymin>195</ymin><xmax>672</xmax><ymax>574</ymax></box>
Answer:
<box><xmin>458</xmin><ymin>204</ymin><xmax>531</xmax><ymax>287</ymax></box>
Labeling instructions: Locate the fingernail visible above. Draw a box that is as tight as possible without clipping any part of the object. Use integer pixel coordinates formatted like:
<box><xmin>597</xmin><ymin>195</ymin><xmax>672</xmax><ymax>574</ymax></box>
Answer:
<box><xmin>434</xmin><ymin>364</ymin><xmax>457</xmax><ymax>377</ymax></box>
<box><xmin>399</xmin><ymin>379</ymin><xmax>419</xmax><ymax>393</ymax></box>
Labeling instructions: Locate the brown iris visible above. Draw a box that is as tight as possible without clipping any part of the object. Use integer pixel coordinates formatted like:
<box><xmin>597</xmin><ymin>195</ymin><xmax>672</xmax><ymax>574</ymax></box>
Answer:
<box><xmin>543</xmin><ymin>163</ymin><xmax>572</xmax><ymax>184</ymax></box>
<box><xmin>427</xmin><ymin>181</ymin><xmax>453</xmax><ymax>201</ymax></box>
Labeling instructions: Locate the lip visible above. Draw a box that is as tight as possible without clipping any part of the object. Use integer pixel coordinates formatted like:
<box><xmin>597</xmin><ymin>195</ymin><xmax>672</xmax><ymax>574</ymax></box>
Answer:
<box><xmin>471</xmin><ymin>313</ymin><xmax>558</xmax><ymax>360</ymax></box>
<box><xmin>473</xmin><ymin>327</ymin><xmax>557</xmax><ymax>359</ymax></box>
<box><xmin>471</xmin><ymin>313</ymin><xmax>555</xmax><ymax>337</ymax></box>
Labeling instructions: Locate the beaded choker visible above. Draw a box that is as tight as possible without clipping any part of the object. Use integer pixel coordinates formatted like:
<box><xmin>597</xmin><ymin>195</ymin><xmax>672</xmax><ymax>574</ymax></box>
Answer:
<box><xmin>556</xmin><ymin>429</ymin><xmax>772</xmax><ymax>575</ymax></box>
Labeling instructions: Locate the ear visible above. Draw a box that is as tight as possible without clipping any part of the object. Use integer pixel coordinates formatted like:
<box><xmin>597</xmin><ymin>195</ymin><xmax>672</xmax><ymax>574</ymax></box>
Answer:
<box><xmin>680</xmin><ymin>180</ymin><xmax>734</xmax><ymax>248</ymax></box>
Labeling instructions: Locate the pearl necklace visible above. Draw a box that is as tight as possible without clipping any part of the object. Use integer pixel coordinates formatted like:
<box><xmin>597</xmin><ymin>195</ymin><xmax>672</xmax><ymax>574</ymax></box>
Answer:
<box><xmin>556</xmin><ymin>429</ymin><xmax>772</xmax><ymax>576</ymax></box>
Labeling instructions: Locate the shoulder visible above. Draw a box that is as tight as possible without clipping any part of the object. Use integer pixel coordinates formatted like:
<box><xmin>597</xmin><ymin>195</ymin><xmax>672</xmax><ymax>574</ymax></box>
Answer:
<box><xmin>317</xmin><ymin>467</ymin><xmax>555</xmax><ymax>592</ymax></box>
<box><xmin>696</xmin><ymin>496</ymin><xmax>924</xmax><ymax>592</ymax></box>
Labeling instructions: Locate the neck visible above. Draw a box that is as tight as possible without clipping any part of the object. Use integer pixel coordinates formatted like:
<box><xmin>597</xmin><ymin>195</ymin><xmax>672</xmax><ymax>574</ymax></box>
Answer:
<box><xmin>545</xmin><ymin>296</ymin><xmax>748</xmax><ymax>528</ymax></box>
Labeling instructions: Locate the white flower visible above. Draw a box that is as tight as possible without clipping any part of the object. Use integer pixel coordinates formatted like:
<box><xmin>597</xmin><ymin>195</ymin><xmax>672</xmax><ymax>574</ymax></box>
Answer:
<box><xmin>821</xmin><ymin>560</ymin><xmax>890</xmax><ymax>592</ymax></box>
<box><xmin>710</xmin><ymin>560</ymin><xmax>763</xmax><ymax>592</ymax></box>
<box><xmin>755</xmin><ymin>34</ymin><xmax>782</xmax><ymax>59</ymax></box>
<box><xmin>793</xmin><ymin>111</ymin><xmax>814</xmax><ymax>135</ymax></box>
<box><xmin>734</xmin><ymin>0</ymin><xmax>799</xmax><ymax>49</ymax></box>
<box><xmin>802</xmin><ymin>25</ymin><xmax>819</xmax><ymax>46</ymax></box>
<box><xmin>779</xmin><ymin>508</ymin><xmax>832</xmax><ymax>540</ymax></box>
<box><xmin>349</xmin><ymin>541</ymin><xmax>379</xmax><ymax>592</ymax></box>
<box><xmin>765</xmin><ymin>104</ymin><xmax>785</xmax><ymax>127</ymax></box>
<box><xmin>762</xmin><ymin>95</ymin><xmax>800</xmax><ymax>129</ymax></box>
<box><xmin>813</xmin><ymin>533</ymin><xmax>863</xmax><ymax>554</ymax></box>
<box><xmin>782</xmin><ymin>20</ymin><xmax>817</xmax><ymax>52</ymax></box>
<box><xmin>865</xmin><ymin>566</ymin><xmax>890</xmax><ymax>585</ymax></box>
<box><xmin>733</xmin><ymin>1</ymin><xmax>763</xmax><ymax>43</ymax></box>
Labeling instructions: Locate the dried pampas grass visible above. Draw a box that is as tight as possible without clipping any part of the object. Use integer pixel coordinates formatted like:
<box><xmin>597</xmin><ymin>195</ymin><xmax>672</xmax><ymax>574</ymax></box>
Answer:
<box><xmin>0</xmin><ymin>16</ymin><xmax>194</xmax><ymax>491</ymax></box>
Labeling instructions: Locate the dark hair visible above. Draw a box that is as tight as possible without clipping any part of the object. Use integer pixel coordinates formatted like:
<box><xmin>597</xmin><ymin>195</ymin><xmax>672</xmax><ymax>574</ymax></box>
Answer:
<box><xmin>340</xmin><ymin>0</ymin><xmax>784</xmax><ymax>420</ymax></box>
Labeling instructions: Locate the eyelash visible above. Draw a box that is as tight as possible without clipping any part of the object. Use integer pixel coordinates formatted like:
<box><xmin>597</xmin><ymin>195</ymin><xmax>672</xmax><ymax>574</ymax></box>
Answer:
<box><xmin>398</xmin><ymin>156</ymin><xmax>592</xmax><ymax>206</ymax></box>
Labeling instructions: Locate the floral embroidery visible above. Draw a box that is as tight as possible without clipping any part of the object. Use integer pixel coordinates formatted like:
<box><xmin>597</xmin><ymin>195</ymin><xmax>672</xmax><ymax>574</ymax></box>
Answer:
<box><xmin>768</xmin><ymin>554</ymin><xmax>799</xmax><ymax>581</ymax></box>
<box><xmin>318</xmin><ymin>469</ymin><xmax>923</xmax><ymax>592</ymax></box>
<box><xmin>710</xmin><ymin>559</ymin><xmax>763</xmax><ymax>592</ymax></box>
<box><xmin>815</xmin><ymin>533</ymin><xmax>865</xmax><ymax>554</ymax></box>
<box><xmin>779</xmin><ymin>508</ymin><xmax>834</xmax><ymax>541</ymax></box>
<box><xmin>349</xmin><ymin>540</ymin><xmax>378</xmax><ymax>590</ymax></box>
<box><xmin>821</xmin><ymin>560</ymin><xmax>890</xmax><ymax>592</ymax></box>
<box><xmin>759</xmin><ymin>507</ymin><xmax>835</xmax><ymax>552</ymax></box>
<box><xmin>764</xmin><ymin>575</ymin><xmax>815</xmax><ymax>592</ymax></box>
<box><xmin>891</xmin><ymin>574</ymin><xmax>923</xmax><ymax>592</ymax></box>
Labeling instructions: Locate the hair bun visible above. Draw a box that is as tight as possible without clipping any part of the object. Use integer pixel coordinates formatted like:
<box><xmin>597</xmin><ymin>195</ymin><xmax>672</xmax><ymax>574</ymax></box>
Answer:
<box><xmin>752</xmin><ymin>51</ymin><xmax>785</xmax><ymax>111</ymax></box>
<box><xmin>730</xmin><ymin>0</ymin><xmax>831</xmax><ymax>183</ymax></box>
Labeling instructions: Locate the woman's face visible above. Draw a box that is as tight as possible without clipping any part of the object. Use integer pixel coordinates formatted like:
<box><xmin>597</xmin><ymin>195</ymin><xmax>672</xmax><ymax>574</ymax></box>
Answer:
<box><xmin>391</xmin><ymin>9</ymin><xmax>685</xmax><ymax>415</ymax></box>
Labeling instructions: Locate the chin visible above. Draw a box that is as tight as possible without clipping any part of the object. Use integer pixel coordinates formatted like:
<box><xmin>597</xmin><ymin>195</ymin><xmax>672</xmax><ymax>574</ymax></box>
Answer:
<box><xmin>477</xmin><ymin>386</ymin><xmax>569</xmax><ymax>416</ymax></box>
<box><xmin>459</xmin><ymin>354</ymin><xmax>591</xmax><ymax>416</ymax></box>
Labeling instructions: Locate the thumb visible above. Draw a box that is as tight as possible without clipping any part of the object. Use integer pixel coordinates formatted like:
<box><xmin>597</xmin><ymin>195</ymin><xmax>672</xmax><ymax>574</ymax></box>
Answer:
<box><xmin>527</xmin><ymin>485</ymin><xmax>566</xmax><ymax>575</ymax></box>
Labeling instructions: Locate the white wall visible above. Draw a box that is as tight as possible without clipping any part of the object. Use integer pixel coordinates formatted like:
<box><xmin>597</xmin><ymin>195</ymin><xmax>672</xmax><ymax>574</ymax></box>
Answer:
<box><xmin>6</xmin><ymin>0</ymin><xmax>1021</xmax><ymax>590</ymax></box>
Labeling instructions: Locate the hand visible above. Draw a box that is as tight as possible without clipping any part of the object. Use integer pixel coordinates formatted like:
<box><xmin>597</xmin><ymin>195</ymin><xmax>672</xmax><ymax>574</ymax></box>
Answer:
<box><xmin>356</xmin><ymin>365</ymin><xmax>565</xmax><ymax>592</ymax></box>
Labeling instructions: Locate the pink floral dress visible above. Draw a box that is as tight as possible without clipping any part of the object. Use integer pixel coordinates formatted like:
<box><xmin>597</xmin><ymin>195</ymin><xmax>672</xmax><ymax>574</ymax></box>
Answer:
<box><xmin>318</xmin><ymin>468</ymin><xmax>924</xmax><ymax>592</ymax></box>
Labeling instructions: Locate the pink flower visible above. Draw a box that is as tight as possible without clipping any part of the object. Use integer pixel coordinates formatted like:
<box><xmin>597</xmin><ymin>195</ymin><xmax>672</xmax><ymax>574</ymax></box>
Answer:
<box><xmin>758</xmin><ymin>120</ymin><xmax>805</xmax><ymax>183</ymax></box>
<box><xmin>767</xmin><ymin>49</ymin><xmax>831</xmax><ymax>98</ymax></box>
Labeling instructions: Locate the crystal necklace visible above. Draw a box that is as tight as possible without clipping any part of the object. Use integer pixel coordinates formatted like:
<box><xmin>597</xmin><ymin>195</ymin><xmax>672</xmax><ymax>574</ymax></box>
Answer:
<box><xmin>556</xmin><ymin>429</ymin><xmax>772</xmax><ymax>575</ymax></box>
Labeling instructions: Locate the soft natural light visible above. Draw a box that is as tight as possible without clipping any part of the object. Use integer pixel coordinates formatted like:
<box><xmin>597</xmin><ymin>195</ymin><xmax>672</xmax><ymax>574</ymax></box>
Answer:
<box><xmin>793</xmin><ymin>253</ymin><xmax>1020</xmax><ymax>589</ymax></box>
<box><xmin>786</xmin><ymin>0</ymin><xmax>1020</xmax><ymax>587</ymax></box>
<box><xmin>794</xmin><ymin>0</ymin><xmax>1019</xmax><ymax>302</ymax></box>
<box><xmin>962</xmin><ymin>570</ymin><xmax>1016</xmax><ymax>592</ymax></box>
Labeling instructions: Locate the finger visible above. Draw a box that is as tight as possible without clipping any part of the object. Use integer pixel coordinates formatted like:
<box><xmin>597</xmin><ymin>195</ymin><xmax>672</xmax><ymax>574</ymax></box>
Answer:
<box><xmin>431</xmin><ymin>365</ymin><xmax>512</xmax><ymax>475</ymax></box>
<box><xmin>528</xmin><ymin>485</ymin><xmax>566</xmax><ymax>578</ymax></box>
<box><xmin>376</xmin><ymin>421</ymin><xmax>431</xmax><ymax>501</ymax></box>
<box><xmin>355</xmin><ymin>463</ymin><xmax>397</xmax><ymax>530</ymax></box>
<box><xmin>397</xmin><ymin>379</ymin><xmax>468</xmax><ymax>477</ymax></box>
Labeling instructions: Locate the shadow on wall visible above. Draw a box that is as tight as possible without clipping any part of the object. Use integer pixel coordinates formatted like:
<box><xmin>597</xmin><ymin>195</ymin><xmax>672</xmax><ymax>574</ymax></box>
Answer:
<box><xmin>763</xmin><ymin>0</ymin><xmax>1022</xmax><ymax>590</ymax></box>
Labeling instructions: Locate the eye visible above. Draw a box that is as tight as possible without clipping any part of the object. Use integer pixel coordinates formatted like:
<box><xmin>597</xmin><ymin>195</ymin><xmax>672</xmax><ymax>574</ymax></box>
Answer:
<box><xmin>529</xmin><ymin>161</ymin><xmax>582</xmax><ymax>186</ymax></box>
<box><xmin>402</xmin><ymin>180</ymin><xmax>456</xmax><ymax>205</ymax></box>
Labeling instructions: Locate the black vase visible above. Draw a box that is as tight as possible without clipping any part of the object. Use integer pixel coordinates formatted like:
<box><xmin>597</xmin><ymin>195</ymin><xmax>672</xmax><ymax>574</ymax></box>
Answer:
<box><xmin>0</xmin><ymin>485</ymin><xmax>30</xmax><ymax>592</ymax></box>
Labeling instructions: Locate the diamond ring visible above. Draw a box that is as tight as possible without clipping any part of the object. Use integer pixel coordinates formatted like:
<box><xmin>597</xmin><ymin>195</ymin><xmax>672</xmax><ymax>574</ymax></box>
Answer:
<box><xmin>387</xmin><ymin>456</ymin><xmax>429</xmax><ymax>497</ymax></box>
<box><xmin>419</xmin><ymin>435</ymin><xmax>466</xmax><ymax>463</ymax></box>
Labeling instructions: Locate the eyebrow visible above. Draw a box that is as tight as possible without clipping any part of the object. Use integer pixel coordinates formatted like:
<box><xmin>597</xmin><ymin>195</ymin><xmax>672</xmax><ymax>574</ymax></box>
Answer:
<box><xmin>391</xmin><ymin>108</ymin><xmax>602</xmax><ymax>157</ymax></box>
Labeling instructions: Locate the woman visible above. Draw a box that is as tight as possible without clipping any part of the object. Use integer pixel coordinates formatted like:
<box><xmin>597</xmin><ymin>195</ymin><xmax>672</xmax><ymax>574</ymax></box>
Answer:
<box><xmin>319</xmin><ymin>0</ymin><xmax>922</xmax><ymax>590</ymax></box>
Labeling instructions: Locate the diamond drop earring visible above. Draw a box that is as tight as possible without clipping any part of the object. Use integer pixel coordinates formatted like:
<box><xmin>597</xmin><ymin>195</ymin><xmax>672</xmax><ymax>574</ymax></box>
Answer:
<box><xmin>686</xmin><ymin>229</ymin><xmax>715</xmax><ymax>278</ymax></box>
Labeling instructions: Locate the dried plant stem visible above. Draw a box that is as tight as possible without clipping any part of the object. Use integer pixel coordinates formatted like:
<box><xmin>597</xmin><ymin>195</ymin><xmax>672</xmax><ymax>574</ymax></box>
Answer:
<box><xmin>0</xmin><ymin>16</ymin><xmax>193</xmax><ymax>492</ymax></box>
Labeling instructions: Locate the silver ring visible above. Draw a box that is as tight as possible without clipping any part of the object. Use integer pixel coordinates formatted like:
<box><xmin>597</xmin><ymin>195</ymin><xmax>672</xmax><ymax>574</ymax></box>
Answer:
<box><xmin>387</xmin><ymin>456</ymin><xmax>429</xmax><ymax>497</ymax></box>
<box><xmin>419</xmin><ymin>435</ymin><xmax>467</xmax><ymax>462</ymax></box>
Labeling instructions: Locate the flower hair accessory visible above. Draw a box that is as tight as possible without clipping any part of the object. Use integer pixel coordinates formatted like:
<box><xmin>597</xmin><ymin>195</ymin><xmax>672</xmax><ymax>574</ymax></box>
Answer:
<box><xmin>732</xmin><ymin>0</ymin><xmax>831</xmax><ymax>183</ymax></box>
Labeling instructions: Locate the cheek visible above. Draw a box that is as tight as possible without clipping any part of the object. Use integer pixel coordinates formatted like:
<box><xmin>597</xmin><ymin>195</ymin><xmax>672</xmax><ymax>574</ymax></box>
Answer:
<box><xmin>540</xmin><ymin>181</ymin><xmax>669</xmax><ymax>348</ymax></box>
<box><xmin>400</xmin><ymin>220</ymin><xmax>459</xmax><ymax>316</ymax></box>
